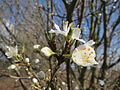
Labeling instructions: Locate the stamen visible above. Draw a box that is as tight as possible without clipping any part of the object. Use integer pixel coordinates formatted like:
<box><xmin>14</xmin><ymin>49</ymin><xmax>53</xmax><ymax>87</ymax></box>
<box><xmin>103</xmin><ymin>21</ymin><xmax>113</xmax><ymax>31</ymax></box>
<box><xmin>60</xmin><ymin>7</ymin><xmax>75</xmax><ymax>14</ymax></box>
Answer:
<box><xmin>88</xmin><ymin>48</ymin><xmax>90</xmax><ymax>51</ymax></box>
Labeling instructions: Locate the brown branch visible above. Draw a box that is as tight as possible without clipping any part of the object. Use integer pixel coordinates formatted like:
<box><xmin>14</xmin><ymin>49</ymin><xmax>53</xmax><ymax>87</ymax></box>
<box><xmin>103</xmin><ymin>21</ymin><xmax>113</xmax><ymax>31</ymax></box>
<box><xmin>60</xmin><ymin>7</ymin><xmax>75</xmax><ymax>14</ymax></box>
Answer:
<box><xmin>62</xmin><ymin>0</ymin><xmax>78</xmax><ymax>23</ymax></box>
<box><xmin>78</xmin><ymin>0</ymin><xmax>85</xmax><ymax>28</ymax></box>
<box><xmin>100</xmin><ymin>1</ymin><xmax>108</xmax><ymax>80</ymax></box>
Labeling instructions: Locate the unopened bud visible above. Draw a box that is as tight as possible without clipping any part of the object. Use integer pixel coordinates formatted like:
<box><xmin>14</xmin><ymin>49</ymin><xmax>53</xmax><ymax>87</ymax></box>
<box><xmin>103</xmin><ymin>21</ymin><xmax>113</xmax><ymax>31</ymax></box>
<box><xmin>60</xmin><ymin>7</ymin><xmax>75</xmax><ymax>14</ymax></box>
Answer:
<box><xmin>25</xmin><ymin>58</ymin><xmax>30</xmax><ymax>63</ymax></box>
<box><xmin>32</xmin><ymin>78</ymin><xmax>38</xmax><ymax>83</ymax></box>
<box><xmin>35</xmin><ymin>59</ymin><xmax>40</xmax><ymax>63</ymax></box>
<box><xmin>8</xmin><ymin>64</ymin><xmax>16</xmax><ymax>69</ymax></box>
<box><xmin>33</xmin><ymin>45</ymin><xmax>40</xmax><ymax>49</ymax></box>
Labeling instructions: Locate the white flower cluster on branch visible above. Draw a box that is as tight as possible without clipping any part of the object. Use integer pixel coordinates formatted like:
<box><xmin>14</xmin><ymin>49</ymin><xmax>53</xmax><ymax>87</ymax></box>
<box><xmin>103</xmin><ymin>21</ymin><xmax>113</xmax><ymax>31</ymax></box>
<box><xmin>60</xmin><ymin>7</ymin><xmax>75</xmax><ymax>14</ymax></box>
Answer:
<box><xmin>41</xmin><ymin>21</ymin><xmax>98</xmax><ymax>67</ymax></box>
<box><xmin>4</xmin><ymin>21</ymin><xmax>99</xmax><ymax>90</ymax></box>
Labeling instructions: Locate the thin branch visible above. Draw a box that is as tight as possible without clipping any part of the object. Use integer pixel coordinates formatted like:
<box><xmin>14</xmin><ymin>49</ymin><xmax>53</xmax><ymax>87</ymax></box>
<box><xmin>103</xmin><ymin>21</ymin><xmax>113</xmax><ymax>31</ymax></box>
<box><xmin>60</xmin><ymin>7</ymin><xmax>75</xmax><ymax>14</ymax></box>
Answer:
<box><xmin>0</xmin><ymin>74</ymin><xmax>31</xmax><ymax>80</ymax></box>
<box><xmin>108</xmin><ymin>58</ymin><xmax>120</xmax><ymax>69</ymax></box>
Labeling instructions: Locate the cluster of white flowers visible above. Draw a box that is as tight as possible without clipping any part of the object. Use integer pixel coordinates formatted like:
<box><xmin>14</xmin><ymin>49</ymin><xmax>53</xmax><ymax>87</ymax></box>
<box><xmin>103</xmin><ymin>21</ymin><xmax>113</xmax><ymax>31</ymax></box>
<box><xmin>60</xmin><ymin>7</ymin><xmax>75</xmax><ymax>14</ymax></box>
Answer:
<box><xmin>5</xmin><ymin>21</ymin><xmax>98</xmax><ymax>72</ymax></box>
<box><xmin>48</xmin><ymin>22</ymin><xmax>98</xmax><ymax>67</ymax></box>
<box><xmin>4</xmin><ymin>20</ymin><xmax>99</xmax><ymax>90</ymax></box>
<box><xmin>49</xmin><ymin>21</ymin><xmax>85</xmax><ymax>43</ymax></box>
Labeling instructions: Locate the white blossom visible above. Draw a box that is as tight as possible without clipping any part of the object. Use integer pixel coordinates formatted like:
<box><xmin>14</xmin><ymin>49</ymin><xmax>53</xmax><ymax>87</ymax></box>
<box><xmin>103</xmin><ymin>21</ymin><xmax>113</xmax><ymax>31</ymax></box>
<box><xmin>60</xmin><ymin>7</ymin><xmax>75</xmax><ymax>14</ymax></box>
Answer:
<box><xmin>71</xmin><ymin>28</ymin><xmax>80</xmax><ymax>40</ymax></box>
<box><xmin>71</xmin><ymin>28</ymin><xmax>86</xmax><ymax>43</ymax></box>
<box><xmin>49</xmin><ymin>21</ymin><xmax>71</xmax><ymax>36</ymax></box>
<box><xmin>49</xmin><ymin>21</ymin><xmax>85</xmax><ymax>43</ymax></box>
<box><xmin>41</xmin><ymin>47</ymin><xmax>55</xmax><ymax>57</ymax></box>
<box><xmin>72</xmin><ymin>40</ymin><xmax>98</xmax><ymax>66</ymax></box>
<box><xmin>5</xmin><ymin>46</ymin><xmax>18</xmax><ymax>58</ymax></box>
<box><xmin>114</xmin><ymin>0</ymin><xmax>117</xmax><ymax>2</ymax></box>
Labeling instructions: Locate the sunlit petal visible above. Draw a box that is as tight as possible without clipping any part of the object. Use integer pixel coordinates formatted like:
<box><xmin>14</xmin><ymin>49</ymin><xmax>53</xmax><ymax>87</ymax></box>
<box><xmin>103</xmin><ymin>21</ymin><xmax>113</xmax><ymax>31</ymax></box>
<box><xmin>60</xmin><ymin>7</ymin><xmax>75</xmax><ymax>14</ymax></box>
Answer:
<box><xmin>71</xmin><ymin>28</ymin><xmax>81</xmax><ymax>40</ymax></box>
<box><xmin>72</xmin><ymin>40</ymin><xmax>98</xmax><ymax>66</ymax></box>
<box><xmin>54</xmin><ymin>23</ymin><xmax>60</xmax><ymax>31</ymax></box>
<box><xmin>85</xmin><ymin>40</ymin><xmax>95</xmax><ymax>46</ymax></box>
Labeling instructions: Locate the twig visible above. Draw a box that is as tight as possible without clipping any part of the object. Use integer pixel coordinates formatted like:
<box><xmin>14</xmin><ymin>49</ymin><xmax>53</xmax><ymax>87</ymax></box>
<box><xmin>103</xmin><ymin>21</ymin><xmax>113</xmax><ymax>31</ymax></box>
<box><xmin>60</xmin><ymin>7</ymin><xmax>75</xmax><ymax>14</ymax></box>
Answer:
<box><xmin>0</xmin><ymin>74</ymin><xmax>31</xmax><ymax>80</ymax></box>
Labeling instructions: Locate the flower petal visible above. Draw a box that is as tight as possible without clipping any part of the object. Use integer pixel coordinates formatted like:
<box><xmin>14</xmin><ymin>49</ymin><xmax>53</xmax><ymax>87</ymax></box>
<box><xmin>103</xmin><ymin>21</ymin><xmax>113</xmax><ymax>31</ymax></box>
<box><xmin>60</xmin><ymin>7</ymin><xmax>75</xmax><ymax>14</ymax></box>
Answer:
<box><xmin>71</xmin><ymin>28</ymin><xmax>81</xmax><ymax>40</ymax></box>
<box><xmin>72</xmin><ymin>40</ymin><xmax>98</xmax><ymax>67</ymax></box>
<box><xmin>15</xmin><ymin>45</ymin><xmax>18</xmax><ymax>54</ymax></box>
<box><xmin>85</xmin><ymin>40</ymin><xmax>95</xmax><ymax>46</ymax></box>
<box><xmin>49</xmin><ymin>29</ymin><xmax>56</xmax><ymax>33</ymax></box>
<box><xmin>54</xmin><ymin>23</ymin><xmax>60</xmax><ymax>31</ymax></box>
<box><xmin>5</xmin><ymin>52</ymin><xmax>12</xmax><ymax>58</ymax></box>
<box><xmin>49</xmin><ymin>22</ymin><xmax>71</xmax><ymax>37</ymax></box>
<box><xmin>76</xmin><ymin>39</ymin><xmax>86</xmax><ymax>43</ymax></box>
<box><xmin>63</xmin><ymin>22</ymin><xmax>68</xmax><ymax>31</ymax></box>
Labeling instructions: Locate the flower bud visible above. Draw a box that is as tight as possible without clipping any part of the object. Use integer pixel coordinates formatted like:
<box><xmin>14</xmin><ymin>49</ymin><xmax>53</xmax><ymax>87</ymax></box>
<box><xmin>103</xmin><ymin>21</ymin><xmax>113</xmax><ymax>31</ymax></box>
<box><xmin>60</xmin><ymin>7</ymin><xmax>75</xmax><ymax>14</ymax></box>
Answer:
<box><xmin>35</xmin><ymin>59</ymin><xmax>40</xmax><ymax>63</ymax></box>
<box><xmin>32</xmin><ymin>78</ymin><xmax>38</xmax><ymax>83</ymax></box>
<box><xmin>33</xmin><ymin>45</ymin><xmax>40</xmax><ymax>49</ymax></box>
<box><xmin>41</xmin><ymin>47</ymin><xmax>55</xmax><ymax>57</ymax></box>
<box><xmin>8</xmin><ymin>64</ymin><xmax>16</xmax><ymax>69</ymax></box>
<box><xmin>25</xmin><ymin>58</ymin><xmax>30</xmax><ymax>63</ymax></box>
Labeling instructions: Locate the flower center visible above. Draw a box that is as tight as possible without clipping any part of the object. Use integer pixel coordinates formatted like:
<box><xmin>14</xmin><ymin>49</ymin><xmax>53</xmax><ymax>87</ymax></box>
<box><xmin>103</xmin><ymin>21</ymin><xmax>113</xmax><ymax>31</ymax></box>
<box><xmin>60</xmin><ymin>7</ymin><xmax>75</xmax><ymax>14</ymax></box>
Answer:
<box><xmin>80</xmin><ymin>47</ymin><xmax>95</xmax><ymax>60</ymax></box>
